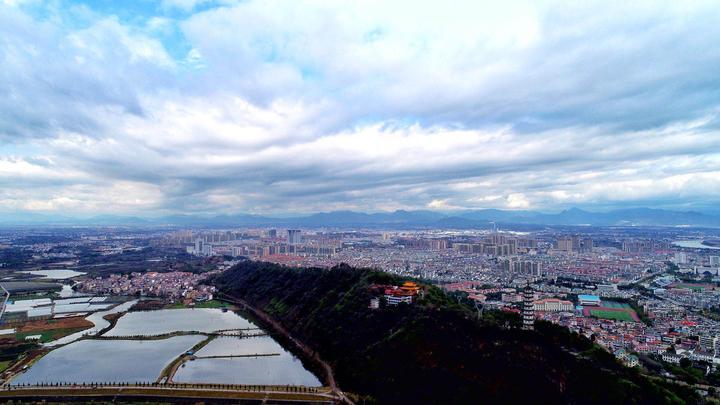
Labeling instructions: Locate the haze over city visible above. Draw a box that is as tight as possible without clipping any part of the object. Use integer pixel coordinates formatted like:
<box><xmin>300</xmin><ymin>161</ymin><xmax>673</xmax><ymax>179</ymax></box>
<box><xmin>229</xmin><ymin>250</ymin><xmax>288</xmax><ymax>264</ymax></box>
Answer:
<box><xmin>2</xmin><ymin>0</ymin><xmax>720</xmax><ymax>217</ymax></box>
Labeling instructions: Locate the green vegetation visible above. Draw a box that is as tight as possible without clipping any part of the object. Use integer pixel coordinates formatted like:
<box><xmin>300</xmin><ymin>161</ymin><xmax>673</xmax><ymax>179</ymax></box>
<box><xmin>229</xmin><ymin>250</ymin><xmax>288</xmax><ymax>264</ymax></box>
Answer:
<box><xmin>264</xmin><ymin>297</ymin><xmax>289</xmax><ymax>316</ymax></box>
<box><xmin>165</xmin><ymin>299</ymin><xmax>230</xmax><ymax>309</ymax></box>
<box><xmin>74</xmin><ymin>246</ymin><xmax>216</xmax><ymax>277</ymax></box>
<box><xmin>605</xmin><ymin>298</ymin><xmax>650</xmax><ymax>325</ymax></box>
<box><xmin>590</xmin><ymin>309</ymin><xmax>636</xmax><ymax>322</ymax></box>
<box><xmin>663</xmin><ymin>360</ymin><xmax>706</xmax><ymax>385</ymax></box>
<box><xmin>629</xmin><ymin>301</ymin><xmax>652</xmax><ymax>325</ymax></box>
<box><xmin>14</xmin><ymin>327</ymin><xmax>86</xmax><ymax>343</ymax></box>
<box><xmin>599</xmin><ymin>300</ymin><xmax>631</xmax><ymax>309</ymax></box>
<box><xmin>7</xmin><ymin>292</ymin><xmax>60</xmax><ymax>301</ymax></box>
<box><xmin>0</xmin><ymin>342</ymin><xmax>37</xmax><ymax>372</ymax></box>
<box><xmin>213</xmin><ymin>261</ymin><xmax>698</xmax><ymax>404</ymax></box>
<box><xmin>0</xmin><ymin>247</ymin><xmax>33</xmax><ymax>268</ymax></box>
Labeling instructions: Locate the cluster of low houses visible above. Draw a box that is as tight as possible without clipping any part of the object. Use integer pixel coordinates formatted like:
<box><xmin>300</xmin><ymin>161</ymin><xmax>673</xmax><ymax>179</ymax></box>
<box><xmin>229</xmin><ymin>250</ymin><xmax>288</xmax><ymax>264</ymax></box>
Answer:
<box><xmin>614</xmin><ymin>348</ymin><xmax>639</xmax><ymax>368</ymax></box>
<box><xmin>370</xmin><ymin>280</ymin><xmax>720</xmax><ymax>375</ymax></box>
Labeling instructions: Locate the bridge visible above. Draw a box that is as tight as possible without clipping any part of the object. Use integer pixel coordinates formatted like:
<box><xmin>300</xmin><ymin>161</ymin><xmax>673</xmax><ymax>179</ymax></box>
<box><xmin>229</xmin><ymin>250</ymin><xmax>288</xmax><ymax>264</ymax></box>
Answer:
<box><xmin>0</xmin><ymin>382</ymin><xmax>341</xmax><ymax>403</ymax></box>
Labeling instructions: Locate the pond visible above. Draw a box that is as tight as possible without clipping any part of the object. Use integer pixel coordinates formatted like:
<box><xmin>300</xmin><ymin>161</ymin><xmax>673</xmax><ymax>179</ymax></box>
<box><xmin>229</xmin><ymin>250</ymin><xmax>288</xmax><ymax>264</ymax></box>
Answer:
<box><xmin>173</xmin><ymin>335</ymin><xmax>322</xmax><ymax>386</ymax></box>
<box><xmin>104</xmin><ymin>308</ymin><xmax>257</xmax><ymax>336</ymax></box>
<box><xmin>27</xmin><ymin>307</ymin><xmax>322</xmax><ymax>387</ymax></box>
<box><xmin>195</xmin><ymin>336</ymin><xmax>285</xmax><ymax>357</ymax></box>
<box><xmin>45</xmin><ymin>300</ymin><xmax>138</xmax><ymax>347</ymax></box>
<box><xmin>174</xmin><ymin>356</ymin><xmax>321</xmax><ymax>386</ymax></box>
<box><xmin>13</xmin><ymin>335</ymin><xmax>204</xmax><ymax>385</ymax></box>
<box><xmin>21</xmin><ymin>269</ymin><xmax>86</xmax><ymax>279</ymax></box>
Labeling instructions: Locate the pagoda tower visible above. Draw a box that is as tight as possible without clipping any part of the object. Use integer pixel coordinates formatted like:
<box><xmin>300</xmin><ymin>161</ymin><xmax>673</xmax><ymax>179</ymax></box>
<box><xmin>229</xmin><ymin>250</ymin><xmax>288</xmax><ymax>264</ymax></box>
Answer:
<box><xmin>522</xmin><ymin>284</ymin><xmax>535</xmax><ymax>331</ymax></box>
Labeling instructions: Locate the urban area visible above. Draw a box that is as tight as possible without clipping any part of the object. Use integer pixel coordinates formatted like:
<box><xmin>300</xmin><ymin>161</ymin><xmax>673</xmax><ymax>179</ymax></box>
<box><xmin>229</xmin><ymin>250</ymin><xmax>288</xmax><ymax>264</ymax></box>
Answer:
<box><xmin>1</xmin><ymin>224</ymin><xmax>720</xmax><ymax>396</ymax></box>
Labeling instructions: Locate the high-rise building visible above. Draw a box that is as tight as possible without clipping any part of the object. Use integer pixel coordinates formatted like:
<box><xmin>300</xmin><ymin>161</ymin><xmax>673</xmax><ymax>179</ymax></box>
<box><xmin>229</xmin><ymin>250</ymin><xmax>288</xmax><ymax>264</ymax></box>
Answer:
<box><xmin>287</xmin><ymin>229</ymin><xmax>302</xmax><ymax>245</ymax></box>
<box><xmin>522</xmin><ymin>284</ymin><xmax>535</xmax><ymax>331</ymax></box>
<box><xmin>571</xmin><ymin>235</ymin><xmax>581</xmax><ymax>252</ymax></box>
<box><xmin>580</xmin><ymin>238</ymin><xmax>593</xmax><ymax>253</ymax></box>
<box><xmin>487</xmin><ymin>233</ymin><xmax>507</xmax><ymax>245</ymax></box>
<box><xmin>452</xmin><ymin>243</ymin><xmax>473</xmax><ymax>253</ymax></box>
<box><xmin>430</xmin><ymin>239</ymin><xmax>448</xmax><ymax>250</ymax></box>
<box><xmin>674</xmin><ymin>252</ymin><xmax>688</xmax><ymax>264</ymax></box>
<box><xmin>557</xmin><ymin>237</ymin><xmax>573</xmax><ymax>253</ymax></box>
<box><xmin>516</xmin><ymin>238</ymin><xmax>538</xmax><ymax>249</ymax></box>
<box><xmin>503</xmin><ymin>259</ymin><xmax>541</xmax><ymax>276</ymax></box>
<box><xmin>699</xmin><ymin>335</ymin><xmax>718</xmax><ymax>355</ymax></box>
<box><xmin>710</xmin><ymin>256</ymin><xmax>720</xmax><ymax>267</ymax></box>
<box><xmin>622</xmin><ymin>240</ymin><xmax>653</xmax><ymax>253</ymax></box>
<box><xmin>268</xmin><ymin>229</ymin><xmax>277</xmax><ymax>238</ymax></box>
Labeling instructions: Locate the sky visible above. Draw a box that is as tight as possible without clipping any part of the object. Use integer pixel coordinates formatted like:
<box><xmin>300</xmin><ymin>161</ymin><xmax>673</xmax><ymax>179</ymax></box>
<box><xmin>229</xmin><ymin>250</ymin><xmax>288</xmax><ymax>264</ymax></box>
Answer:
<box><xmin>1</xmin><ymin>0</ymin><xmax>720</xmax><ymax>216</ymax></box>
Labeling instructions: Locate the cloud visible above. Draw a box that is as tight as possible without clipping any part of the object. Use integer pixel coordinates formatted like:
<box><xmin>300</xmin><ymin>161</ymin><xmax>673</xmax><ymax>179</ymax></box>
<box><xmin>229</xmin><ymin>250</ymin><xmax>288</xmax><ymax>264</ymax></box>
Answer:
<box><xmin>1</xmin><ymin>0</ymin><xmax>719</xmax><ymax>215</ymax></box>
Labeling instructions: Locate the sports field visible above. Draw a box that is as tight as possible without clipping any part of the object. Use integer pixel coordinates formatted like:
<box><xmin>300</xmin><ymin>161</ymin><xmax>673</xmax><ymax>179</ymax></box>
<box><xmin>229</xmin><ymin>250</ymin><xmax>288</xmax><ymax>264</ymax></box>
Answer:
<box><xmin>582</xmin><ymin>300</ymin><xmax>639</xmax><ymax>322</ymax></box>
<box><xmin>670</xmin><ymin>283</ymin><xmax>714</xmax><ymax>292</ymax></box>
<box><xmin>589</xmin><ymin>309</ymin><xmax>635</xmax><ymax>322</ymax></box>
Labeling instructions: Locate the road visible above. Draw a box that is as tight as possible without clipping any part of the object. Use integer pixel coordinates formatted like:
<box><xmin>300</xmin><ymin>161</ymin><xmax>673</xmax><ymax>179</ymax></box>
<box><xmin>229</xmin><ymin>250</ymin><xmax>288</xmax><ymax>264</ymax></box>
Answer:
<box><xmin>0</xmin><ymin>384</ymin><xmax>340</xmax><ymax>403</ymax></box>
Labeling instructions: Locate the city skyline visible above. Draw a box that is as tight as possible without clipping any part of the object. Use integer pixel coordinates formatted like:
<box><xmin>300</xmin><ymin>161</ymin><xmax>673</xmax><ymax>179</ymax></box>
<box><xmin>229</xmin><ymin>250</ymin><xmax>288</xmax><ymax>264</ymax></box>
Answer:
<box><xmin>2</xmin><ymin>0</ymin><xmax>720</xmax><ymax>216</ymax></box>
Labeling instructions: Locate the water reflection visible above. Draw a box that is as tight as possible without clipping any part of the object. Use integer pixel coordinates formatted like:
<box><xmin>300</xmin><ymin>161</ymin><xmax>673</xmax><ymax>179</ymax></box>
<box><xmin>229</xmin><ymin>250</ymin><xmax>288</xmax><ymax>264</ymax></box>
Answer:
<box><xmin>14</xmin><ymin>335</ymin><xmax>204</xmax><ymax>384</ymax></box>
<box><xmin>22</xmin><ymin>270</ymin><xmax>86</xmax><ymax>279</ymax></box>
<box><xmin>174</xmin><ymin>356</ymin><xmax>322</xmax><ymax>386</ymax></box>
<box><xmin>174</xmin><ymin>335</ymin><xmax>321</xmax><ymax>386</ymax></box>
<box><xmin>45</xmin><ymin>300</ymin><xmax>138</xmax><ymax>347</ymax></box>
<box><xmin>29</xmin><ymin>307</ymin><xmax>321</xmax><ymax>387</ymax></box>
<box><xmin>197</xmin><ymin>336</ymin><xmax>284</xmax><ymax>357</ymax></box>
<box><xmin>105</xmin><ymin>308</ymin><xmax>256</xmax><ymax>336</ymax></box>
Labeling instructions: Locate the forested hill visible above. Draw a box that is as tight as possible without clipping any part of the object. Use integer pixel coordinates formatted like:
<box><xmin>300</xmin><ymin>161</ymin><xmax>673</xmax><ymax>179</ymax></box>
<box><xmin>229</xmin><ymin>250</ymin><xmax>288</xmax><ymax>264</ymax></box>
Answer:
<box><xmin>213</xmin><ymin>261</ymin><xmax>697</xmax><ymax>404</ymax></box>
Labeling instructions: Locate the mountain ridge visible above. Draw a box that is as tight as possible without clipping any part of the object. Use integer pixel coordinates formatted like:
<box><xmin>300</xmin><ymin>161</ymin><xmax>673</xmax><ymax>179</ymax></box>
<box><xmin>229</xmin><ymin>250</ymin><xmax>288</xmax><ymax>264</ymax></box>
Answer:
<box><xmin>1</xmin><ymin>207</ymin><xmax>719</xmax><ymax>228</ymax></box>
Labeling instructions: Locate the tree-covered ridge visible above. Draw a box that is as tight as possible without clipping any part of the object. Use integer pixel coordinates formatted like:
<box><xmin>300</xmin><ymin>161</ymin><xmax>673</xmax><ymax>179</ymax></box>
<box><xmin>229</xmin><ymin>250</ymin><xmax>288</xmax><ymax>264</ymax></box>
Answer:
<box><xmin>213</xmin><ymin>261</ymin><xmax>698</xmax><ymax>404</ymax></box>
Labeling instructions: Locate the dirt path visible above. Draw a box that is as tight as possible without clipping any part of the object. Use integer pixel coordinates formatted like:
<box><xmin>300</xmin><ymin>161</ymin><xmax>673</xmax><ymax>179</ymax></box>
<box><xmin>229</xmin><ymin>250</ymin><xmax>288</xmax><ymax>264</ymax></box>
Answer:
<box><xmin>158</xmin><ymin>335</ymin><xmax>216</xmax><ymax>383</ymax></box>
<box><xmin>18</xmin><ymin>317</ymin><xmax>93</xmax><ymax>333</ymax></box>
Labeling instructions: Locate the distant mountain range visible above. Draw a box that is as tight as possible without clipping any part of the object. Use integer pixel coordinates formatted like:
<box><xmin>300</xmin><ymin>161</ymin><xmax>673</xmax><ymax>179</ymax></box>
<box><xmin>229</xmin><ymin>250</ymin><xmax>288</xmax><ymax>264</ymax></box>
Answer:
<box><xmin>2</xmin><ymin>207</ymin><xmax>720</xmax><ymax>228</ymax></box>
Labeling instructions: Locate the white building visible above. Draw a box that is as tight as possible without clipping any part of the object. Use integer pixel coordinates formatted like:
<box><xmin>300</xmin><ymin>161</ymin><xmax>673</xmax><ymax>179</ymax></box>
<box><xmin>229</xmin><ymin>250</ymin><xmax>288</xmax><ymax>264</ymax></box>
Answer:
<box><xmin>699</xmin><ymin>335</ymin><xmax>718</xmax><ymax>354</ymax></box>
<box><xmin>674</xmin><ymin>252</ymin><xmax>688</xmax><ymax>264</ymax></box>
<box><xmin>385</xmin><ymin>294</ymin><xmax>412</xmax><ymax>305</ymax></box>
<box><xmin>596</xmin><ymin>284</ymin><xmax>618</xmax><ymax>293</ymax></box>
<box><xmin>533</xmin><ymin>298</ymin><xmax>573</xmax><ymax>312</ymax></box>
<box><xmin>662</xmin><ymin>352</ymin><xmax>682</xmax><ymax>364</ymax></box>
<box><xmin>690</xmin><ymin>350</ymin><xmax>715</xmax><ymax>363</ymax></box>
